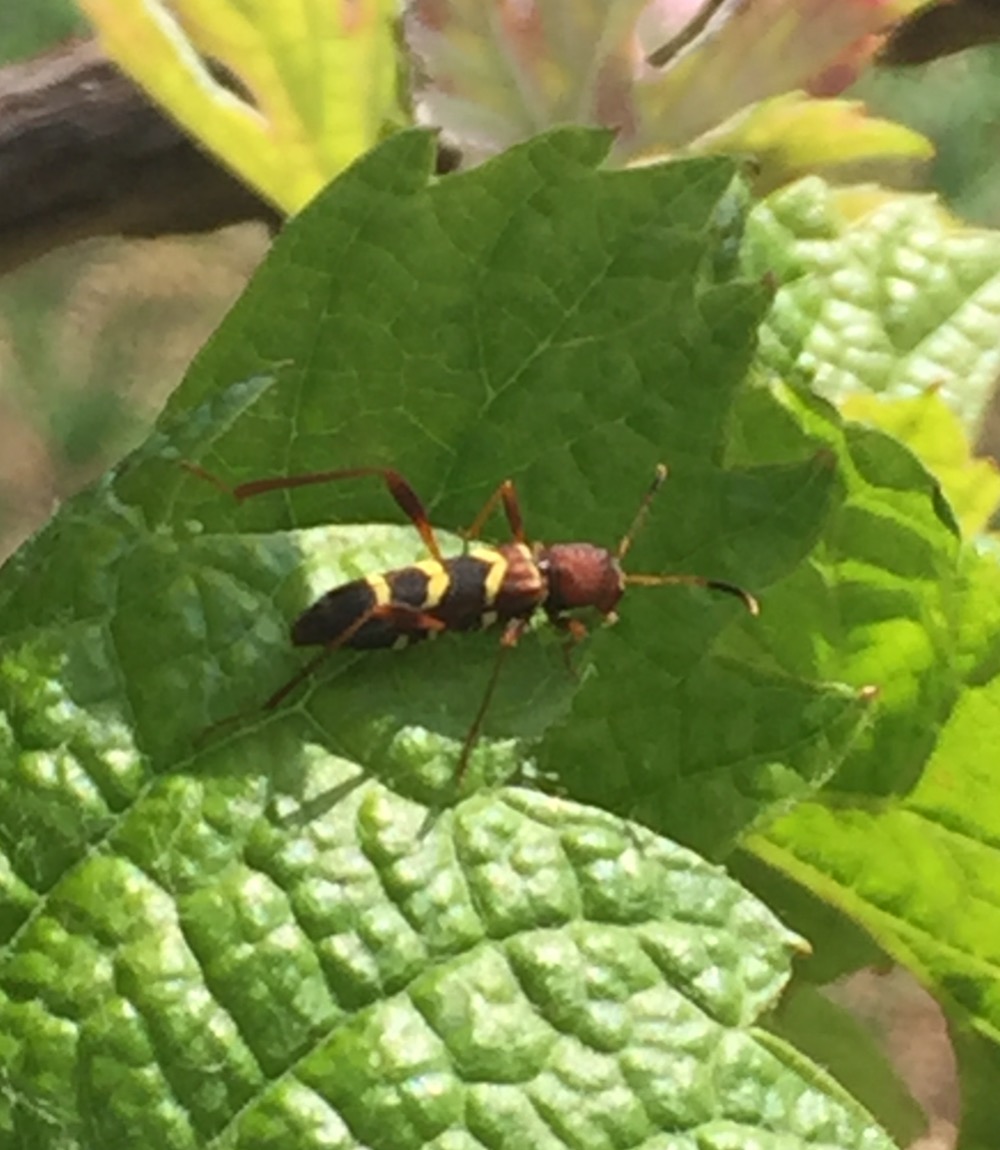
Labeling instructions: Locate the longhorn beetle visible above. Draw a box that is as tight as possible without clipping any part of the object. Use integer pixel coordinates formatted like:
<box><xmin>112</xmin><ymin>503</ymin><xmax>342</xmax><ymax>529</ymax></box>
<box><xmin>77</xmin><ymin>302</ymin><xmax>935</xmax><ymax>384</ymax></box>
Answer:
<box><xmin>186</xmin><ymin>462</ymin><xmax>758</xmax><ymax>779</ymax></box>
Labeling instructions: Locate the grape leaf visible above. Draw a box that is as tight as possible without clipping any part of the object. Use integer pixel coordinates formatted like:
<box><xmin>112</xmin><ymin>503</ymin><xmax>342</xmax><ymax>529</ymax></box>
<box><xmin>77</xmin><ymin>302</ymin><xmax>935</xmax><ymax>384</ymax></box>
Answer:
<box><xmin>79</xmin><ymin>0</ymin><xmax>400</xmax><ymax>212</ymax></box>
<box><xmin>408</xmin><ymin>0</ymin><xmax>932</xmax><ymax>181</ymax></box>
<box><xmin>745</xmin><ymin>178</ymin><xmax>1000</xmax><ymax>433</ymax></box>
<box><xmin>0</xmin><ymin>130</ymin><xmax>891</xmax><ymax>1148</ymax></box>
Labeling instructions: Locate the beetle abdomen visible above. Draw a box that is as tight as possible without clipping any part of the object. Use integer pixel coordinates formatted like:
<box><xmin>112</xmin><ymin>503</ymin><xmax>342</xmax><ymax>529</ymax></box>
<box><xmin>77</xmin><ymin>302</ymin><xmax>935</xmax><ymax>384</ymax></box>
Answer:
<box><xmin>291</xmin><ymin>578</ymin><xmax>395</xmax><ymax>648</ymax></box>
<box><xmin>290</xmin><ymin>546</ymin><xmax>547</xmax><ymax>651</ymax></box>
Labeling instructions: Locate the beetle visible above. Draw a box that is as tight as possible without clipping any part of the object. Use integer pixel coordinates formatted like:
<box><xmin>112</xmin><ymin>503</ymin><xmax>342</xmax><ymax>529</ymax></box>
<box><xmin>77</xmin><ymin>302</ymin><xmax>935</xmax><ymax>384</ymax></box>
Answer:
<box><xmin>186</xmin><ymin>462</ymin><xmax>758</xmax><ymax>777</ymax></box>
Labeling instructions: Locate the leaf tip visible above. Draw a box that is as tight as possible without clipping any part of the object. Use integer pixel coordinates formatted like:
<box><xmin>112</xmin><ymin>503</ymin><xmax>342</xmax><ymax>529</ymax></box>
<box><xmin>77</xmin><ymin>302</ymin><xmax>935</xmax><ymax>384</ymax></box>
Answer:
<box><xmin>791</xmin><ymin>934</ymin><xmax>813</xmax><ymax>959</ymax></box>
<box><xmin>760</xmin><ymin>268</ymin><xmax>782</xmax><ymax>297</ymax></box>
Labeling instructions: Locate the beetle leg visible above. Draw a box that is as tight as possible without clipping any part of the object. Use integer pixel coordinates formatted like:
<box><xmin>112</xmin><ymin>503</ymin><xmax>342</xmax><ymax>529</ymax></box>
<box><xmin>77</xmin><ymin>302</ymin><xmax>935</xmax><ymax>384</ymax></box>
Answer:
<box><xmin>455</xmin><ymin>615</ymin><xmax>529</xmax><ymax>781</ymax></box>
<box><xmin>462</xmin><ymin>479</ymin><xmax>526</xmax><ymax>546</ymax></box>
<box><xmin>182</xmin><ymin>462</ymin><xmax>446</xmax><ymax>563</ymax></box>
<box><xmin>263</xmin><ymin>603</ymin><xmax>446</xmax><ymax>711</ymax></box>
<box><xmin>197</xmin><ymin>602</ymin><xmax>447</xmax><ymax>748</ymax></box>
<box><xmin>549</xmin><ymin>615</ymin><xmax>589</xmax><ymax>678</ymax></box>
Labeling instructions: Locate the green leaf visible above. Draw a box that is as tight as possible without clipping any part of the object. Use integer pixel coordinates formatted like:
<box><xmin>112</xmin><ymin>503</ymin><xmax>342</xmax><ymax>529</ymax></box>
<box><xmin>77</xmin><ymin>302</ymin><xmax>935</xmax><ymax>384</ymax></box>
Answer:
<box><xmin>0</xmin><ymin>786</ymin><xmax>894</xmax><ymax>1149</ymax></box>
<box><xmin>0</xmin><ymin>129</ymin><xmax>888</xmax><ymax>1145</ymax></box>
<box><xmin>724</xmin><ymin>379</ymin><xmax>972</xmax><ymax>795</ymax></box>
<box><xmin>745</xmin><ymin>178</ymin><xmax>1000</xmax><ymax>433</ymax></box>
<box><xmin>733</xmin><ymin>391</ymin><xmax>1000</xmax><ymax>1055</ymax></box>
<box><xmin>719</xmin><ymin>346</ymin><xmax>1000</xmax><ymax>1056</ymax></box>
<box><xmin>841</xmin><ymin>389</ymin><xmax>1000</xmax><ymax>537</ymax></box>
<box><xmin>751</xmin><ymin>624</ymin><xmax>1000</xmax><ymax>1046</ymax></box>
<box><xmin>737</xmin><ymin>178</ymin><xmax>1000</xmax><ymax>1056</ymax></box>
<box><xmin>79</xmin><ymin>0</ymin><xmax>400</xmax><ymax>213</ymax></box>
<box><xmin>766</xmin><ymin>981</ymin><xmax>927</xmax><ymax>1148</ymax></box>
<box><xmin>952</xmin><ymin>1021</ymin><xmax>1000</xmax><ymax>1150</ymax></box>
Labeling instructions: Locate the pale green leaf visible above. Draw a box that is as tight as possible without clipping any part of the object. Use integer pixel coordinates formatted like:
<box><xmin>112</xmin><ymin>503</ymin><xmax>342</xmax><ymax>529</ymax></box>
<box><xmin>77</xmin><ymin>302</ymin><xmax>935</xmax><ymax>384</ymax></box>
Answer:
<box><xmin>746</xmin><ymin>177</ymin><xmax>1000</xmax><ymax>433</ymax></box>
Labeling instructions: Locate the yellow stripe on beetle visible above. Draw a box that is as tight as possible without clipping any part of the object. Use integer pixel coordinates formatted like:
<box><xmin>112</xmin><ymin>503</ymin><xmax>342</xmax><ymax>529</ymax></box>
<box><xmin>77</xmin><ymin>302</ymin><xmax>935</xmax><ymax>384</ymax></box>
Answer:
<box><xmin>186</xmin><ymin>462</ymin><xmax>757</xmax><ymax>790</ymax></box>
<box><xmin>470</xmin><ymin>547</ymin><xmax>508</xmax><ymax>604</ymax></box>
<box><xmin>412</xmin><ymin>559</ymin><xmax>451</xmax><ymax>608</ymax></box>
<box><xmin>367</xmin><ymin>573</ymin><xmax>391</xmax><ymax>606</ymax></box>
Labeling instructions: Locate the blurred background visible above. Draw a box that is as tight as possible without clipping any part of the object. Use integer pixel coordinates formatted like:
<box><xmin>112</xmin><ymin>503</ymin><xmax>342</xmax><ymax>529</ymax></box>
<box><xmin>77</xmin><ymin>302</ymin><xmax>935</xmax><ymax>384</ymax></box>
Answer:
<box><xmin>0</xmin><ymin>1</ymin><xmax>270</xmax><ymax>558</ymax></box>
<box><xmin>2</xmin><ymin>2</ymin><xmax>1000</xmax><ymax>561</ymax></box>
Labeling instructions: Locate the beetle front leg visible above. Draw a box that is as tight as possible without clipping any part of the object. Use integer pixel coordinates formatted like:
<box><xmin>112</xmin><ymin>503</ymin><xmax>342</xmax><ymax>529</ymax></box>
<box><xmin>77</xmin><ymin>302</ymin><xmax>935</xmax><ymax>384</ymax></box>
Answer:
<box><xmin>462</xmin><ymin>480</ymin><xmax>526</xmax><ymax>545</ymax></box>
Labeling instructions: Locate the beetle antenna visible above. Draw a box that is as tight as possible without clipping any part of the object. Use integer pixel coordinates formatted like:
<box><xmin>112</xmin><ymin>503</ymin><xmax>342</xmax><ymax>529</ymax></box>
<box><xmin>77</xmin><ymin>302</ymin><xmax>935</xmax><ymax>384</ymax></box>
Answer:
<box><xmin>618</xmin><ymin>465</ymin><xmax>759</xmax><ymax>614</ymax></box>
<box><xmin>624</xmin><ymin>572</ymin><xmax>759</xmax><ymax>615</ymax></box>
<box><xmin>617</xmin><ymin>463</ymin><xmax>669</xmax><ymax>560</ymax></box>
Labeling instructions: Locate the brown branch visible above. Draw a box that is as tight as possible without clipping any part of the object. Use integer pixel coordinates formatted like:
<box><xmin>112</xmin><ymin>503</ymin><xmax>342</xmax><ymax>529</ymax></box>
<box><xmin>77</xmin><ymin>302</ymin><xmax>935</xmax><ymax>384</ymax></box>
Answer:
<box><xmin>879</xmin><ymin>0</ymin><xmax>1000</xmax><ymax>66</ymax></box>
<box><xmin>0</xmin><ymin>32</ymin><xmax>462</xmax><ymax>279</ymax></box>
<box><xmin>0</xmin><ymin>37</ymin><xmax>282</xmax><ymax>277</ymax></box>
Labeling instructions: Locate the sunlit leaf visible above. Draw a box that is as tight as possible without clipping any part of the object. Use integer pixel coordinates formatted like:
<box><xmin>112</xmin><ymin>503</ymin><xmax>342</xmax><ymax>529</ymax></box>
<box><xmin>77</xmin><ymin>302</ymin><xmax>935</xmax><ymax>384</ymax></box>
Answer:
<box><xmin>842</xmin><ymin>388</ymin><xmax>1000</xmax><ymax>536</ymax></box>
<box><xmin>634</xmin><ymin>0</ymin><xmax>927</xmax><ymax>154</ymax></box>
<box><xmin>683</xmin><ymin>94</ymin><xmax>932</xmax><ymax>193</ymax></box>
<box><xmin>79</xmin><ymin>0</ymin><xmax>400</xmax><ymax>212</ymax></box>
<box><xmin>752</xmin><ymin>656</ymin><xmax>1000</xmax><ymax>1048</ymax></box>
<box><xmin>0</xmin><ymin>129</ymin><xmax>896</xmax><ymax>1149</ymax></box>
<box><xmin>746</xmin><ymin>177</ymin><xmax>1000</xmax><ymax>433</ymax></box>
<box><xmin>408</xmin><ymin>0</ymin><xmax>932</xmax><ymax>183</ymax></box>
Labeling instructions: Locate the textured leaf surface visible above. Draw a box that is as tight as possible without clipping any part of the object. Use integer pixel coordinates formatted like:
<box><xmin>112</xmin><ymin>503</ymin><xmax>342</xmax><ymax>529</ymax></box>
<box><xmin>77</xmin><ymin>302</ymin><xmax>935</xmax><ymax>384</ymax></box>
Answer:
<box><xmin>766</xmin><ymin>982</ymin><xmax>926</xmax><ymax>1147</ymax></box>
<box><xmin>732</xmin><ymin>168</ymin><xmax>1000</xmax><ymax>1136</ymax></box>
<box><xmin>80</xmin><ymin>0</ymin><xmax>399</xmax><ymax>212</ymax></box>
<box><xmin>0</xmin><ymin>782</ymin><xmax>888</xmax><ymax>1149</ymax></box>
<box><xmin>752</xmin><ymin>650</ymin><xmax>1000</xmax><ymax>1047</ymax></box>
<box><xmin>745</xmin><ymin>178</ymin><xmax>1000</xmax><ymax>433</ymax></box>
<box><xmin>0</xmin><ymin>131</ymin><xmax>889</xmax><ymax>1146</ymax></box>
<box><xmin>737</xmin><ymin>176</ymin><xmax>1000</xmax><ymax>1084</ymax></box>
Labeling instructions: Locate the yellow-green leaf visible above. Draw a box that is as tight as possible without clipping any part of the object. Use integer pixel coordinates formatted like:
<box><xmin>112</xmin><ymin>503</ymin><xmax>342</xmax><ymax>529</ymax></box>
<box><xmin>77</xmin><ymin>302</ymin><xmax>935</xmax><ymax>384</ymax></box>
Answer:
<box><xmin>632</xmin><ymin>0</ymin><xmax>929</xmax><ymax>159</ymax></box>
<box><xmin>685</xmin><ymin>94</ymin><xmax>933</xmax><ymax>191</ymax></box>
<box><xmin>80</xmin><ymin>0</ymin><xmax>400</xmax><ymax>214</ymax></box>
<box><xmin>842</xmin><ymin>389</ymin><xmax>1000</xmax><ymax>536</ymax></box>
